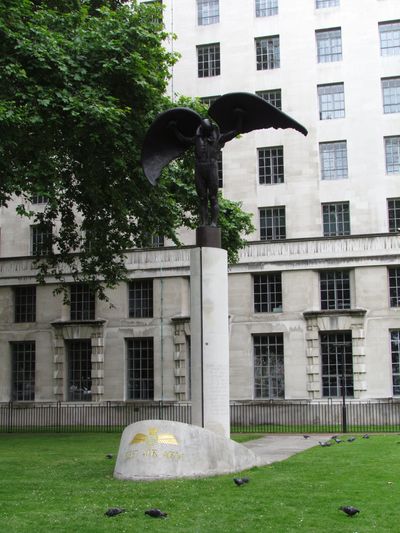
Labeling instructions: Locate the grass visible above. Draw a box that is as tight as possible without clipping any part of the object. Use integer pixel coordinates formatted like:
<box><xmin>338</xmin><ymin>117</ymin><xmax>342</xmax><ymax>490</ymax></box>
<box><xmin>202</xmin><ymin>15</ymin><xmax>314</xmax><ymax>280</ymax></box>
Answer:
<box><xmin>0</xmin><ymin>432</ymin><xmax>400</xmax><ymax>532</ymax></box>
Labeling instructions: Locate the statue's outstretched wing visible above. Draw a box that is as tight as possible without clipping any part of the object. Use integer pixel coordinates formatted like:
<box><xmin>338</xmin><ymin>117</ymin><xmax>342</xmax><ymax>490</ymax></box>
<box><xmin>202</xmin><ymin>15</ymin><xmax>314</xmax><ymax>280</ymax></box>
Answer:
<box><xmin>141</xmin><ymin>107</ymin><xmax>202</xmax><ymax>185</ymax></box>
<box><xmin>208</xmin><ymin>92</ymin><xmax>308</xmax><ymax>137</ymax></box>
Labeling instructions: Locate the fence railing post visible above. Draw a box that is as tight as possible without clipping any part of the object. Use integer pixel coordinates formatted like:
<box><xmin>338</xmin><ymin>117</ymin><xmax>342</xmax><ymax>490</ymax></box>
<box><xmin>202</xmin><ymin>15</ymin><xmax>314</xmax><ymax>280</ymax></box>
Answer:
<box><xmin>7</xmin><ymin>401</ymin><xmax>13</xmax><ymax>433</ymax></box>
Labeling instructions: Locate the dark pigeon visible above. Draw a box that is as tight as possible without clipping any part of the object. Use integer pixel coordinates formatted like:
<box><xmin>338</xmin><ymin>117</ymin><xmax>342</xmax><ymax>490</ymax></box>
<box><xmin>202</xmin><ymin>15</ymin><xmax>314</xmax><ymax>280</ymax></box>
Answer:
<box><xmin>339</xmin><ymin>506</ymin><xmax>360</xmax><ymax>517</ymax></box>
<box><xmin>145</xmin><ymin>508</ymin><xmax>168</xmax><ymax>518</ymax></box>
<box><xmin>334</xmin><ymin>438</ymin><xmax>342</xmax><ymax>443</ymax></box>
<box><xmin>233</xmin><ymin>477</ymin><xmax>250</xmax><ymax>486</ymax></box>
<box><xmin>363</xmin><ymin>434</ymin><xmax>370</xmax><ymax>439</ymax></box>
<box><xmin>106</xmin><ymin>453</ymin><xmax>113</xmax><ymax>459</ymax></box>
<box><xmin>105</xmin><ymin>508</ymin><xmax>126</xmax><ymax>517</ymax></box>
<box><xmin>347</xmin><ymin>437</ymin><xmax>356</xmax><ymax>442</ymax></box>
<box><xmin>303</xmin><ymin>435</ymin><xmax>310</xmax><ymax>439</ymax></box>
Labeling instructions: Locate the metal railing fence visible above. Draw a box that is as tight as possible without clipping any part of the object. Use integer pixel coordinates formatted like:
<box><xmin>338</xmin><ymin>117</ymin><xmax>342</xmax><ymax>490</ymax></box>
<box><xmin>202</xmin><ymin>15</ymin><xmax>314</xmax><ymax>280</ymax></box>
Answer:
<box><xmin>1</xmin><ymin>400</ymin><xmax>400</xmax><ymax>433</ymax></box>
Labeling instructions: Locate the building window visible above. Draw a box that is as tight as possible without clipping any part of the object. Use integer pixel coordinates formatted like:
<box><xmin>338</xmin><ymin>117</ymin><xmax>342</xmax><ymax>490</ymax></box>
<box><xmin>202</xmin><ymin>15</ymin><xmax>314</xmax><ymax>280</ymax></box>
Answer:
<box><xmin>316</xmin><ymin>28</ymin><xmax>342</xmax><ymax>63</ymax></box>
<box><xmin>388</xmin><ymin>198</ymin><xmax>400</xmax><ymax>233</ymax></box>
<box><xmin>197</xmin><ymin>0</ymin><xmax>219</xmax><ymax>25</ymax></box>
<box><xmin>389</xmin><ymin>267</ymin><xmax>400</xmax><ymax>307</ymax></box>
<box><xmin>14</xmin><ymin>286</ymin><xmax>36</xmax><ymax>323</ymax></box>
<box><xmin>129</xmin><ymin>279</ymin><xmax>153</xmax><ymax>318</ymax></box>
<box><xmin>127</xmin><ymin>337</ymin><xmax>154</xmax><ymax>400</ymax></box>
<box><xmin>321</xmin><ymin>331</ymin><xmax>353</xmax><ymax>398</ymax></box>
<box><xmin>382</xmin><ymin>77</ymin><xmax>400</xmax><ymax>114</ymax></box>
<box><xmin>256</xmin><ymin>36</ymin><xmax>280</xmax><ymax>70</ymax></box>
<box><xmin>320</xmin><ymin>270</ymin><xmax>351</xmax><ymax>310</ymax></box>
<box><xmin>391</xmin><ymin>331</ymin><xmax>400</xmax><ymax>395</ymax></box>
<box><xmin>320</xmin><ymin>141</ymin><xmax>348</xmax><ymax>180</ymax></box>
<box><xmin>217</xmin><ymin>152</ymin><xmax>223</xmax><ymax>188</ymax></box>
<box><xmin>256</xmin><ymin>89</ymin><xmax>282</xmax><ymax>110</ymax></box>
<box><xmin>197</xmin><ymin>43</ymin><xmax>220</xmax><ymax>77</ymax></box>
<box><xmin>151</xmin><ymin>235</ymin><xmax>164</xmax><ymax>247</ymax></box>
<box><xmin>254</xmin><ymin>273</ymin><xmax>282</xmax><ymax>313</ymax></box>
<box><xmin>259</xmin><ymin>206</ymin><xmax>286</xmax><ymax>240</ymax></box>
<box><xmin>255</xmin><ymin>0</ymin><xmax>278</xmax><ymax>17</ymax></box>
<box><xmin>318</xmin><ymin>83</ymin><xmax>345</xmax><ymax>119</ymax></box>
<box><xmin>200</xmin><ymin>95</ymin><xmax>220</xmax><ymax>107</ymax></box>
<box><xmin>11</xmin><ymin>341</ymin><xmax>35</xmax><ymax>401</ymax></box>
<box><xmin>322</xmin><ymin>202</ymin><xmax>350</xmax><ymax>236</ymax></box>
<box><xmin>70</xmin><ymin>284</ymin><xmax>95</xmax><ymax>321</ymax></box>
<box><xmin>31</xmin><ymin>223</ymin><xmax>52</xmax><ymax>256</ymax></box>
<box><xmin>316</xmin><ymin>0</ymin><xmax>339</xmax><ymax>8</ymax></box>
<box><xmin>253</xmin><ymin>333</ymin><xmax>284</xmax><ymax>398</ymax></box>
<box><xmin>67</xmin><ymin>340</ymin><xmax>92</xmax><ymax>401</ymax></box>
<box><xmin>31</xmin><ymin>195</ymin><xmax>48</xmax><ymax>204</ymax></box>
<box><xmin>258</xmin><ymin>147</ymin><xmax>284</xmax><ymax>184</ymax></box>
<box><xmin>379</xmin><ymin>21</ymin><xmax>400</xmax><ymax>56</ymax></box>
<box><xmin>385</xmin><ymin>136</ymin><xmax>400</xmax><ymax>173</ymax></box>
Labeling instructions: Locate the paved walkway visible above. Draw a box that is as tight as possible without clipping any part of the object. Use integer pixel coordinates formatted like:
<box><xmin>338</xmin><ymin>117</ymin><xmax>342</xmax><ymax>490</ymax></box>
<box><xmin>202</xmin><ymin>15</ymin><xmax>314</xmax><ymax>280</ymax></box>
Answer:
<box><xmin>243</xmin><ymin>434</ymin><xmax>331</xmax><ymax>466</ymax></box>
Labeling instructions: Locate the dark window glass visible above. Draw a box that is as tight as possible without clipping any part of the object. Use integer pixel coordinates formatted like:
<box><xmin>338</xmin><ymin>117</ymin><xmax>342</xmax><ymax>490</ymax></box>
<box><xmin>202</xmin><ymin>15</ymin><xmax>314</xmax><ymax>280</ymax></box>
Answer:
<box><xmin>129</xmin><ymin>280</ymin><xmax>153</xmax><ymax>318</ymax></box>
<box><xmin>14</xmin><ymin>286</ymin><xmax>36</xmax><ymax>323</ymax></box>
<box><xmin>127</xmin><ymin>337</ymin><xmax>154</xmax><ymax>400</ymax></box>
<box><xmin>321</xmin><ymin>331</ymin><xmax>353</xmax><ymax>397</ymax></box>
<box><xmin>254</xmin><ymin>273</ymin><xmax>282</xmax><ymax>313</ymax></box>
<box><xmin>67</xmin><ymin>340</ymin><xmax>92</xmax><ymax>401</ymax></box>
<box><xmin>11</xmin><ymin>341</ymin><xmax>35</xmax><ymax>401</ymax></box>
<box><xmin>253</xmin><ymin>333</ymin><xmax>284</xmax><ymax>398</ymax></box>
<box><xmin>70</xmin><ymin>284</ymin><xmax>95</xmax><ymax>321</ymax></box>
<box><xmin>320</xmin><ymin>270</ymin><xmax>351</xmax><ymax>310</ymax></box>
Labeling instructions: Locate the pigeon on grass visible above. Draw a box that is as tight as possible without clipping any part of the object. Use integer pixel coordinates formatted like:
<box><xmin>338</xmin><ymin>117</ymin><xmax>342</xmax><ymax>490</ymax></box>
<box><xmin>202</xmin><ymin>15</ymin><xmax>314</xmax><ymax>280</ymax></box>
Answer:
<box><xmin>105</xmin><ymin>508</ymin><xmax>126</xmax><ymax>517</ymax></box>
<box><xmin>339</xmin><ymin>506</ymin><xmax>360</xmax><ymax>517</ymax></box>
<box><xmin>233</xmin><ymin>477</ymin><xmax>250</xmax><ymax>486</ymax></box>
<box><xmin>106</xmin><ymin>453</ymin><xmax>113</xmax><ymax>459</ymax></box>
<box><xmin>347</xmin><ymin>437</ymin><xmax>356</xmax><ymax>442</ymax></box>
<box><xmin>318</xmin><ymin>441</ymin><xmax>332</xmax><ymax>447</ymax></box>
<box><xmin>145</xmin><ymin>508</ymin><xmax>168</xmax><ymax>518</ymax></box>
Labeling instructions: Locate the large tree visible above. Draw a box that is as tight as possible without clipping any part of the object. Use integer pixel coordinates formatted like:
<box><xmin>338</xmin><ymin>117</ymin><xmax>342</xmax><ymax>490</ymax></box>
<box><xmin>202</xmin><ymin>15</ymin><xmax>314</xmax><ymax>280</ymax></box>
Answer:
<box><xmin>0</xmin><ymin>0</ymin><xmax>254</xmax><ymax>297</ymax></box>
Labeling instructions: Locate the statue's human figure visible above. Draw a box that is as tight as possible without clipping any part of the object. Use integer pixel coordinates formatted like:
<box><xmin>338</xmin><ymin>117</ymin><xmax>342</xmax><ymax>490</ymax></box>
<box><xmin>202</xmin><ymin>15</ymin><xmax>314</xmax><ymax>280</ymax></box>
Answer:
<box><xmin>169</xmin><ymin>117</ymin><xmax>241</xmax><ymax>226</ymax></box>
<box><xmin>140</xmin><ymin>92</ymin><xmax>307</xmax><ymax>228</ymax></box>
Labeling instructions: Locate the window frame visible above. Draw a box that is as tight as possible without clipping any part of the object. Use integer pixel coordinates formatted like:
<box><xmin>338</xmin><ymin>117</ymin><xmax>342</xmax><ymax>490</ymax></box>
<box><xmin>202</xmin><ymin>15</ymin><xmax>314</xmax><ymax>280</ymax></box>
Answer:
<box><xmin>320</xmin><ymin>270</ymin><xmax>351</xmax><ymax>310</ymax></box>
<box><xmin>385</xmin><ymin>136</ymin><xmax>400</xmax><ymax>173</ymax></box>
<box><xmin>255</xmin><ymin>0</ymin><xmax>278</xmax><ymax>17</ymax></box>
<box><xmin>259</xmin><ymin>206</ymin><xmax>286</xmax><ymax>240</ymax></box>
<box><xmin>14</xmin><ymin>285</ymin><xmax>36</xmax><ymax>323</ymax></box>
<box><xmin>254</xmin><ymin>272</ymin><xmax>282</xmax><ymax>313</ymax></box>
<box><xmin>388</xmin><ymin>198</ymin><xmax>400</xmax><ymax>233</ymax></box>
<box><xmin>67</xmin><ymin>339</ymin><xmax>92</xmax><ymax>401</ymax></box>
<box><xmin>11</xmin><ymin>341</ymin><xmax>36</xmax><ymax>402</ymax></box>
<box><xmin>316</xmin><ymin>28</ymin><xmax>342</xmax><ymax>63</ymax></box>
<box><xmin>322</xmin><ymin>201</ymin><xmax>350</xmax><ymax>236</ymax></box>
<box><xmin>382</xmin><ymin>77</ymin><xmax>400</xmax><ymax>114</ymax></box>
<box><xmin>258</xmin><ymin>146</ymin><xmax>284</xmax><ymax>185</ymax></box>
<box><xmin>379</xmin><ymin>20</ymin><xmax>400</xmax><ymax>57</ymax></box>
<box><xmin>128</xmin><ymin>279</ymin><xmax>154</xmax><ymax>318</ymax></box>
<box><xmin>319</xmin><ymin>140</ymin><xmax>348</xmax><ymax>180</ymax></box>
<box><xmin>388</xmin><ymin>267</ymin><xmax>400</xmax><ymax>308</ymax></box>
<box><xmin>256</xmin><ymin>89</ymin><xmax>282</xmax><ymax>110</ymax></box>
<box><xmin>255</xmin><ymin>35</ymin><xmax>280</xmax><ymax>71</ymax></box>
<box><xmin>197</xmin><ymin>0</ymin><xmax>219</xmax><ymax>26</ymax></box>
<box><xmin>70</xmin><ymin>283</ymin><xmax>96</xmax><ymax>321</ymax></box>
<box><xmin>317</xmin><ymin>83</ymin><xmax>345</xmax><ymax>120</ymax></box>
<box><xmin>320</xmin><ymin>331</ymin><xmax>354</xmax><ymax>398</ymax></box>
<box><xmin>253</xmin><ymin>333</ymin><xmax>285</xmax><ymax>399</ymax></box>
<box><xmin>127</xmin><ymin>337</ymin><xmax>154</xmax><ymax>400</ymax></box>
<box><xmin>197</xmin><ymin>42</ymin><xmax>220</xmax><ymax>78</ymax></box>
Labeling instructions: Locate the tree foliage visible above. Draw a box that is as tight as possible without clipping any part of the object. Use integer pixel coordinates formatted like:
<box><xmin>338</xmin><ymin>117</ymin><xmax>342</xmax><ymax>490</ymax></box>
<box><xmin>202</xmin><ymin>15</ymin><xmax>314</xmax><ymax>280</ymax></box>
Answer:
<box><xmin>0</xmin><ymin>0</ymin><xmax>254</xmax><ymax>296</ymax></box>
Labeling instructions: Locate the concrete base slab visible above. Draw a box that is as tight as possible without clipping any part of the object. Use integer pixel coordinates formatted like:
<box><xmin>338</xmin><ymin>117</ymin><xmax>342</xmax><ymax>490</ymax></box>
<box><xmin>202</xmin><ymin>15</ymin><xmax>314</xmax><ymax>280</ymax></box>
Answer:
<box><xmin>114</xmin><ymin>420</ymin><xmax>259</xmax><ymax>481</ymax></box>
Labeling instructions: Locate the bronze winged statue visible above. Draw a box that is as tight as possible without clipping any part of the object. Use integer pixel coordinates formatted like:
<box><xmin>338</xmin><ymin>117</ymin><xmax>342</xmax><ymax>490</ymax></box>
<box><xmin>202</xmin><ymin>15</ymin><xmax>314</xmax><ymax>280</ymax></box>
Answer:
<box><xmin>141</xmin><ymin>92</ymin><xmax>307</xmax><ymax>227</ymax></box>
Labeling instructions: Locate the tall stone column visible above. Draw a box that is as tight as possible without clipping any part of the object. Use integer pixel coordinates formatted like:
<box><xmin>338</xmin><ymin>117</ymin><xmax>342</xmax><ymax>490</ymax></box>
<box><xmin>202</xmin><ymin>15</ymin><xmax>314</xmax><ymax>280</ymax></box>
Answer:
<box><xmin>190</xmin><ymin>246</ymin><xmax>230</xmax><ymax>438</ymax></box>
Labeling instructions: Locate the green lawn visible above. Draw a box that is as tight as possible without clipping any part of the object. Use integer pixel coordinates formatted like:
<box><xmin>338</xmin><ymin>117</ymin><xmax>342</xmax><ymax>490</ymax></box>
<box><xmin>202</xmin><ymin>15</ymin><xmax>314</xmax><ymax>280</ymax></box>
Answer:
<box><xmin>0</xmin><ymin>432</ymin><xmax>399</xmax><ymax>532</ymax></box>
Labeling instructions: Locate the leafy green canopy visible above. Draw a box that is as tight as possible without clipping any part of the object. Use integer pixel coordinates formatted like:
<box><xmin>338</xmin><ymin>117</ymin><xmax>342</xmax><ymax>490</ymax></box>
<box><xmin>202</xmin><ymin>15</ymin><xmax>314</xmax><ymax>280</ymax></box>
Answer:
<box><xmin>0</xmin><ymin>0</ymin><xmax>254</xmax><ymax>296</ymax></box>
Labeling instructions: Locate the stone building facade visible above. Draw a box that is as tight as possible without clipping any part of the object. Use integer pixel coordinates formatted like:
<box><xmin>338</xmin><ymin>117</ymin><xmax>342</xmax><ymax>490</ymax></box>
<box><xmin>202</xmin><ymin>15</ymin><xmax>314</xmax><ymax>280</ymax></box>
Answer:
<box><xmin>1</xmin><ymin>0</ymin><xmax>400</xmax><ymax>404</ymax></box>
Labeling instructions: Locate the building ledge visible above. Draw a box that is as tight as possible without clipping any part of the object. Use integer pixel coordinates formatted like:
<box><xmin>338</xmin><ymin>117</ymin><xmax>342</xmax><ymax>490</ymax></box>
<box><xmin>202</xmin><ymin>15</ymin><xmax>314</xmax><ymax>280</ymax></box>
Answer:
<box><xmin>303</xmin><ymin>308</ymin><xmax>367</xmax><ymax>319</ymax></box>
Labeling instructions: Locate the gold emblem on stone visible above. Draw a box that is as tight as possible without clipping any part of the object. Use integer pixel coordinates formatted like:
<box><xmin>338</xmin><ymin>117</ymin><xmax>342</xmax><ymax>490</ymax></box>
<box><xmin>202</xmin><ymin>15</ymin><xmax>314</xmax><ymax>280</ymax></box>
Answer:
<box><xmin>130</xmin><ymin>427</ymin><xmax>179</xmax><ymax>447</ymax></box>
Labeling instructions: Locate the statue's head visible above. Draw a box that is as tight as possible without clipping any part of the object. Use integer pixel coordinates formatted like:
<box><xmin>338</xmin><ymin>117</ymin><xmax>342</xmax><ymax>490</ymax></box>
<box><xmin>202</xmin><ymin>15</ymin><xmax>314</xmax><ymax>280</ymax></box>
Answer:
<box><xmin>200</xmin><ymin>118</ymin><xmax>213</xmax><ymax>134</ymax></box>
